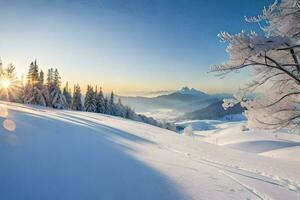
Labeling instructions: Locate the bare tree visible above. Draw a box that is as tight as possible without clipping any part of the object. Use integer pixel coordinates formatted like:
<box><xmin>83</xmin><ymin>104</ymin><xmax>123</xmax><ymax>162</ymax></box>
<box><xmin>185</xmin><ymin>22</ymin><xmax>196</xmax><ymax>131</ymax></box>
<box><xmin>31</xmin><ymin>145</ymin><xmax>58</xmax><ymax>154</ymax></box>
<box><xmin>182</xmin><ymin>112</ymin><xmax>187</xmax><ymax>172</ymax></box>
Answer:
<box><xmin>211</xmin><ymin>0</ymin><xmax>300</xmax><ymax>133</ymax></box>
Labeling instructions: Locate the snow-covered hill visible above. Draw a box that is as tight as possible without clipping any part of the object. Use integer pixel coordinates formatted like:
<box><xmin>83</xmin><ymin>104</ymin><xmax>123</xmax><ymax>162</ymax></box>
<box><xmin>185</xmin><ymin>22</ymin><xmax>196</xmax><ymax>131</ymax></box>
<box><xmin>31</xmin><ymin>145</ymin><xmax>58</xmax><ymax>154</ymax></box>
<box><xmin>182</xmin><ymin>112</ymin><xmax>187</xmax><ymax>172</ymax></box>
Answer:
<box><xmin>1</xmin><ymin>102</ymin><xmax>300</xmax><ymax>200</ymax></box>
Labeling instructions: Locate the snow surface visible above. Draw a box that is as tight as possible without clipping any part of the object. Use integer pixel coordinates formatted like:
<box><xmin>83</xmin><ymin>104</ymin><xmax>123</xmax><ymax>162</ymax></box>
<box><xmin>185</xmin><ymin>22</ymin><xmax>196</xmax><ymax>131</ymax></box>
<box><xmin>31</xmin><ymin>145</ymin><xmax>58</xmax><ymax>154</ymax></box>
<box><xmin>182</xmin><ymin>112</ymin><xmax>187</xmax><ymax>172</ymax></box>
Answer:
<box><xmin>177</xmin><ymin>120</ymin><xmax>300</xmax><ymax>162</ymax></box>
<box><xmin>1</xmin><ymin>102</ymin><xmax>300</xmax><ymax>200</ymax></box>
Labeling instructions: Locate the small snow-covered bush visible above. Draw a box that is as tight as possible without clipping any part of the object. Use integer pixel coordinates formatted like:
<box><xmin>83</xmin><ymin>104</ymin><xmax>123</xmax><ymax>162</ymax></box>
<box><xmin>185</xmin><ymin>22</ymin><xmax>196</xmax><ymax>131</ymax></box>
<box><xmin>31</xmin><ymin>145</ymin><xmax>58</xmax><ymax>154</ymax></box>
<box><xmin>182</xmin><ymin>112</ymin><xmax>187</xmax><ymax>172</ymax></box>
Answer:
<box><xmin>241</xmin><ymin>124</ymin><xmax>249</xmax><ymax>132</ymax></box>
<box><xmin>183</xmin><ymin>125</ymin><xmax>193</xmax><ymax>136</ymax></box>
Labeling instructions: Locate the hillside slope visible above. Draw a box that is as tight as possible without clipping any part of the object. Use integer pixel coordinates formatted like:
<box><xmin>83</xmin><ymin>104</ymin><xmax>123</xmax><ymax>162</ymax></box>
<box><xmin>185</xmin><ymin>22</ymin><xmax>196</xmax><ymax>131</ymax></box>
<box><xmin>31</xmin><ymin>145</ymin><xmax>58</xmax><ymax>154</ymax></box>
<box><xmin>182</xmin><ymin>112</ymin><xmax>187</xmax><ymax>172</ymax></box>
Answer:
<box><xmin>182</xmin><ymin>101</ymin><xmax>245</xmax><ymax>120</ymax></box>
<box><xmin>0</xmin><ymin>102</ymin><xmax>299</xmax><ymax>200</ymax></box>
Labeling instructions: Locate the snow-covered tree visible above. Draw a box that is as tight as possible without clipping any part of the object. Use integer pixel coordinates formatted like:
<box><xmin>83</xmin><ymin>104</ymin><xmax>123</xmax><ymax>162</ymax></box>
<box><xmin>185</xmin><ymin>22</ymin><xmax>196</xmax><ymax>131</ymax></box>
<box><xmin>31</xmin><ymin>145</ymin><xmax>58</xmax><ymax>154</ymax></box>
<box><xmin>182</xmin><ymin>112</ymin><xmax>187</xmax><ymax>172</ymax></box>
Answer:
<box><xmin>47</xmin><ymin>68</ymin><xmax>53</xmax><ymax>87</ymax></box>
<box><xmin>38</xmin><ymin>70</ymin><xmax>44</xmax><ymax>85</ymax></box>
<box><xmin>109</xmin><ymin>91</ymin><xmax>115</xmax><ymax>115</ymax></box>
<box><xmin>53</xmin><ymin>69</ymin><xmax>61</xmax><ymax>87</ymax></box>
<box><xmin>114</xmin><ymin>98</ymin><xmax>126</xmax><ymax>117</ymax></box>
<box><xmin>26</xmin><ymin>60</ymin><xmax>39</xmax><ymax>84</ymax></box>
<box><xmin>96</xmin><ymin>86</ymin><xmax>105</xmax><ymax>113</ymax></box>
<box><xmin>72</xmin><ymin>84</ymin><xmax>83</xmax><ymax>111</ymax></box>
<box><xmin>24</xmin><ymin>60</ymin><xmax>47</xmax><ymax>106</ymax></box>
<box><xmin>211</xmin><ymin>0</ymin><xmax>300</xmax><ymax>133</ymax></box>
<box><xmin>103</xmin><ymin>96</ymin><xmax>109</xmax><ymax>114</ymax></box>
<box><xmin>124</xmin><ymin>106</ymin><xmax>140</xmax><ymax>121</ymax></box>
<box><xmin>63</xmin><ymin>81</ymin><xmax>72</xmax><ymax>109</ymax></box>
<box><xmin>84</xmin><ymin>85</ymin><xmax>96</xmax><ymax>112</ymax></box>
<box><xmin>46</xmin><ymin>68</ymin><xmax>66</xmax><ymax>109</ymax></box>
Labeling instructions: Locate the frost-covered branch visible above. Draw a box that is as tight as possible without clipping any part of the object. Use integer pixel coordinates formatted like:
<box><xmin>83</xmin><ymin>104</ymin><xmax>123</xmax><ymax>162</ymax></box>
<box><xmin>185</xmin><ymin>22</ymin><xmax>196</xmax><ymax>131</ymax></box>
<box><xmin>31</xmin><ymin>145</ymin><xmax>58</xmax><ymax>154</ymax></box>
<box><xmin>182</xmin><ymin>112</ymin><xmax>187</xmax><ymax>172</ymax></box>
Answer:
<box><xmin>212</xmin><ymin>0</ymin><xmax>300</xmax><ymax>133</ymax></box>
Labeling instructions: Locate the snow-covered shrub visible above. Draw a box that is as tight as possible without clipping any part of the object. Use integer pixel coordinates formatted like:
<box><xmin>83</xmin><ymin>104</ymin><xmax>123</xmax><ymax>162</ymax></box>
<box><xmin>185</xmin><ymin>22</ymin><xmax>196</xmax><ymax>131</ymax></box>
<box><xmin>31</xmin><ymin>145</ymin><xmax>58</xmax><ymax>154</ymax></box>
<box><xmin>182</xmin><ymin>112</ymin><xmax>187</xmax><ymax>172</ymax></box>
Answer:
<box><xmin>183</xmin><ymin>125</ymin><xmax>193</xmax><ymax>136</ymax></box>
<box><xmin>241</xmin><ymin>124</ymin><xmax>249</xmax><ymax>132</ymax></box>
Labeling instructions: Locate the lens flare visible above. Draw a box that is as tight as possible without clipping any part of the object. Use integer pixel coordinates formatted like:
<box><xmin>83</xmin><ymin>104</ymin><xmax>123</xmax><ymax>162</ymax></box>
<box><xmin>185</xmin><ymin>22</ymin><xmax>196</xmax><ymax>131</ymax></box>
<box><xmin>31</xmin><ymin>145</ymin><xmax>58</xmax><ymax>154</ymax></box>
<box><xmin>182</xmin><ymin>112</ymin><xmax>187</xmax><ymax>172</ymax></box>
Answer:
<box><xmin>0</xmin><ymin>106</ymin><xmax>8</xmax><ymax>118</ymax></box>
<box><xmin>3</xmin><ymin>119</ymin><xmax>16</xmax><ymax>132</ymax></box>
<box><xmin>0</xmin><ymin>78</ymin><xmax>11</xmax><ymax>89</ymax></box>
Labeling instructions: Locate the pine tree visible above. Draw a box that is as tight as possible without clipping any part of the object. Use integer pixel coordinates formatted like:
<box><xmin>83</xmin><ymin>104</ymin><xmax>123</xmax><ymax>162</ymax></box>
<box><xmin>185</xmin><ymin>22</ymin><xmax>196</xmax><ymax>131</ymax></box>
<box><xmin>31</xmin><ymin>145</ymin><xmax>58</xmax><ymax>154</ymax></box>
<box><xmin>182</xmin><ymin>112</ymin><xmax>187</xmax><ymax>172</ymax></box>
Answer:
<box><xmin>84</xmin><ymin>85</ymin><xmax>96</xmax><ymax>112</ymax></box>
<box><xmin>47</xmin><ymin>68</ymin><xmax>53</xmax><ymax>88</ymax></box>
<box><xmin>109</xmin><ymin>91</ymin><xmax>115</xmax><ymax>115</ymax></box>
<box><xmin>47</xmin><ymin>68</ymin><xmax>66</xmax><ymax>109</ymax></box>
<box><xmin>96</xmin><ymin>86</ymin><xmax>105</xmax><ymax>113</ymax></box>
<box><xmin>26</xmin><ymin>60</ymin><xmax>39</xmax><ymax>84</ymax></box>
<box><xmin>71</xmin><ymin>84</ymin><xmax>83</xmax><ymax>111</ymax></box>
<box><xmin>95</xmin><ymin>85</ymin><xmax>98</xmax><ymax>99</ymax></box>
<box><xmin>63</xmin><ymin>81</ymin><xmax>72</xmax><ymax>109</ymax></box>
<box><xmin>53</xmin><ymin>68</ymin><xmax>61</xmax><ymax>88</ymax></box>
<box><xmin>24</xmin><ymin>60</ymin><xmax>47</xmax><ymax>106</ymax></box>
<box><xmin>115</xmin><ymin>98</ymin><xmax>126</xmax><ymax>117</ymax></box>
<box><xmin>103</xmin><ymin>96</ymin><xmax>109</xmax><ymax>114</ymax></box>
<box><xmin>38</xmin><ymin>70</ymin><xmax>44</xmax><ymax>85</ymax></box>
<box><xmin>125</xmin><ymin>106</ymin><xmax>135</xmax><ymax>119</ymax></box>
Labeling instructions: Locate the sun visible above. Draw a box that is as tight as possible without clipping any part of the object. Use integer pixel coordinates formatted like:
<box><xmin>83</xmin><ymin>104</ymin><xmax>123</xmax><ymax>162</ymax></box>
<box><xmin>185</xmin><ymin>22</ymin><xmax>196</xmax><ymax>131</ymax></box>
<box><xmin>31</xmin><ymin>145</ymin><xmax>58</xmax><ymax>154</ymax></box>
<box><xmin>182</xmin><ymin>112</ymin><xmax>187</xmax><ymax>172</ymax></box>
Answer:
<box><xmin>1</xmin><ymin>78</ymin><xmax>11</xmax><ymax>89</ymax></box>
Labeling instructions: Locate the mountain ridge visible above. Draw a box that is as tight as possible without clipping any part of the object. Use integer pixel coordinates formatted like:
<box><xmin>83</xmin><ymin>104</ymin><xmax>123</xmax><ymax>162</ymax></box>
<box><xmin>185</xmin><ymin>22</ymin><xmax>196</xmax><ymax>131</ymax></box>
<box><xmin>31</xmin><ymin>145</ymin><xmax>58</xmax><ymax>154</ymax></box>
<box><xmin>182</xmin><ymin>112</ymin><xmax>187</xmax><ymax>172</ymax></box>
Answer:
<box><xmin>117</xmin><ymin>87</ymin><xmax>233</xmax><ymax>116</ymax></box>
<box><xmin>175</xmin><ymin>86</ymin><xmax>207</xmax><ymax>96</ymax></box>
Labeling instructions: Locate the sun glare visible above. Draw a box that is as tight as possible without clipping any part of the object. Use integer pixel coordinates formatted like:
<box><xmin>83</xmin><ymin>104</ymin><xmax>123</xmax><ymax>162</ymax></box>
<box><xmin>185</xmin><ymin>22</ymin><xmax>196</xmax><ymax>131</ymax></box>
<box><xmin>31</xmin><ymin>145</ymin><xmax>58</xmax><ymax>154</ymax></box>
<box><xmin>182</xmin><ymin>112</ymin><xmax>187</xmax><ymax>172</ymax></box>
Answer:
<box><xmin>1</xmin><ymin>78</ymin><xmax>11</xmax><ymax>89</ymax></box>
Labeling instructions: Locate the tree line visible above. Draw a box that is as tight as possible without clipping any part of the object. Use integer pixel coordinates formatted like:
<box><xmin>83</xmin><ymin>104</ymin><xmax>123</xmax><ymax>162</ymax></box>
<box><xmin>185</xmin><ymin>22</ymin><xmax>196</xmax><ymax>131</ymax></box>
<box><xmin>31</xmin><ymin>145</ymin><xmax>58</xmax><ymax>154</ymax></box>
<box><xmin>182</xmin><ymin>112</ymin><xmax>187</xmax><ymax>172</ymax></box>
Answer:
<box><xmin>0</xmin><ymin>59</ymin><xmax>174</xmax><ymax>130</ymax></box>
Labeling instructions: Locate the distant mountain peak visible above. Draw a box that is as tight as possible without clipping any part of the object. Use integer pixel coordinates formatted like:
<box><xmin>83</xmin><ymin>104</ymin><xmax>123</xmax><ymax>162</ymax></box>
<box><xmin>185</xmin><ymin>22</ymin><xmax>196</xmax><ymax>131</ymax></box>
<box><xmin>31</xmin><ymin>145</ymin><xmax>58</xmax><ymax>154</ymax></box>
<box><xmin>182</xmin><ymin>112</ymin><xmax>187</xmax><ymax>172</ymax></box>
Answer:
<box><xmin>176</xmin><ymin>86</ymin><xmax>206</xmax><ymax>96</ymax></box>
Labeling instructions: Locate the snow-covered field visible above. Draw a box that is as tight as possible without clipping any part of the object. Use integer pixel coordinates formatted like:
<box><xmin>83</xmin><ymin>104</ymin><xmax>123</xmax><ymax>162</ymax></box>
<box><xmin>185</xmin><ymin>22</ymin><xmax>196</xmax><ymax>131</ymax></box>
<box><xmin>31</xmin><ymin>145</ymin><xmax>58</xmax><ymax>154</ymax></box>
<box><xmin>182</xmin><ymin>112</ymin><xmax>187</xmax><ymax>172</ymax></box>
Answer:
<box><xmin>1</xmin><ymin>102</ymin><xmax>300</xmax><ymax>200</ymax></box>
<box><xmin>176</xmin><ymin>120</ymin><xmax>300</xmax><ymax>162</ymax></box>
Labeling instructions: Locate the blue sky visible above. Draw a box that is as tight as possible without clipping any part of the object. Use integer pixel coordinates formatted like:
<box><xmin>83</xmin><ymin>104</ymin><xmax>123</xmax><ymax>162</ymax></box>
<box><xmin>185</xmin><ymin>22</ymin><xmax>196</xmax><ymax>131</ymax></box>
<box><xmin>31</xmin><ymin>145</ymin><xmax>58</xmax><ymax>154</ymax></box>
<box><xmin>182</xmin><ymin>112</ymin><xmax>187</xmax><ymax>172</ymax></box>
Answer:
<box><xmin>0</xmin><ymin>0</ymin><xmax>273</xmax><ymax>95</ymax></box>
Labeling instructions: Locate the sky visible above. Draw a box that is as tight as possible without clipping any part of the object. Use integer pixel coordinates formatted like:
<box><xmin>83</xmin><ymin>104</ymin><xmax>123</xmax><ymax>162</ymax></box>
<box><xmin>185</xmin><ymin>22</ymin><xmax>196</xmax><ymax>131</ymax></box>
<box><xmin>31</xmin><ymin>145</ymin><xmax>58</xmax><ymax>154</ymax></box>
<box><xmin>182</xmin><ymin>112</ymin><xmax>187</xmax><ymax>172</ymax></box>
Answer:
<box><xmin>0</xmin><ymin>0</ymin><xmax>274</xmax><ymax>96</ymax></box>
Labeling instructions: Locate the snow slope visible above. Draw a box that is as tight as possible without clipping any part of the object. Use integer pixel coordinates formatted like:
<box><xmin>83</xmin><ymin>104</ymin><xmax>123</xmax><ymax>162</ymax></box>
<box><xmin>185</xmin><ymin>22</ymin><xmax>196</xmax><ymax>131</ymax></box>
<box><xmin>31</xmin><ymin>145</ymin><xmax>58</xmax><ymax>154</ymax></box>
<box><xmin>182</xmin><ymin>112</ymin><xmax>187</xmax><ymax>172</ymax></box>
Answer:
<box><xmin>178</xmin><ymin>120</ymin><xmax>300</xmax><ymax>162</ymax></box>
<box><xmin>1</xmin><ymin>102</ymin><xmax>300</xmax><ymax>200</ymax></box>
